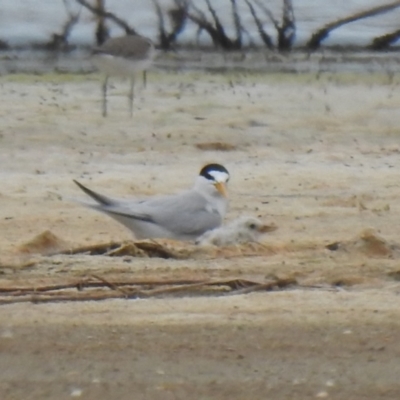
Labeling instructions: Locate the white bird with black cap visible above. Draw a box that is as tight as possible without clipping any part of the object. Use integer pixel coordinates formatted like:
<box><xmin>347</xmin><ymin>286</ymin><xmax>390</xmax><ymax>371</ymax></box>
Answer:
<box><xmin>73</xmin><ymin>164</ymin><xmax>230</xmax><ymax>241</ymax></box>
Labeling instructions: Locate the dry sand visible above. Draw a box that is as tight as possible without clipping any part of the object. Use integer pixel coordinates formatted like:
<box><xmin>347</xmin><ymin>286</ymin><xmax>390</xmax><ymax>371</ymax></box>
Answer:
<box><xmin>1</xmin><ymin>70</ymin><xmax>400</xmax><ymax>399</ymax></box>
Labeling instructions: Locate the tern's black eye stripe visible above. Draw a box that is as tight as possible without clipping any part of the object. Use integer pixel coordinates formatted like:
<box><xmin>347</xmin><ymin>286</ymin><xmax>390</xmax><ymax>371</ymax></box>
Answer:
<box><xmin>200</xmin><ymin>163</ymin><xmax>229</xmax><ymax>181</ymax></box>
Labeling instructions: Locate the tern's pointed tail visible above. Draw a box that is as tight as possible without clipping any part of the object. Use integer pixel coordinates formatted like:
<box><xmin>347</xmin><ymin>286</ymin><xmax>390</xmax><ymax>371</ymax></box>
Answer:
<box><xmin>73</xmin><ymin>180</ymin><xmax>115</xmax><ymax>206</ymax></box>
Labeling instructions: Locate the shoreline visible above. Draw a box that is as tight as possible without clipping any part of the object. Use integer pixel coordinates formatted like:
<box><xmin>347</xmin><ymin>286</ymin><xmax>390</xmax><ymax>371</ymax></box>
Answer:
<box><xmin>1</xmin><ymin>47</ymin><xmax>400</xmax><ymax>75</ymax></box>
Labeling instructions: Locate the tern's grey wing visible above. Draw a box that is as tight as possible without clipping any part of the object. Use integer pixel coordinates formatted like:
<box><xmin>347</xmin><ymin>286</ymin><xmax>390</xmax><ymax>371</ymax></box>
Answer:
<box><xmin>138</xmin><ymin>190</ymin><xmax>223</xmax><ymax>237</ymax></box>
<box><xmin>101</xmin><ymin>190</ymin><xmax>223</xmax><ymax>237</ymax></box>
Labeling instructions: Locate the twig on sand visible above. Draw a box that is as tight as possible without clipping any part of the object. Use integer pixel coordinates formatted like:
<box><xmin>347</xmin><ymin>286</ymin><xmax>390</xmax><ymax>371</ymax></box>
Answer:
<box><xmin>90</xmin><ymin>273</ymin><xmax>131</xmax><ymax>296</ymax></box>
<box><xmin>226</xmin><ymin>277</ymin><xmax>296</xmax><ymax>296</ymax></box>
<box><xmin>0</xmin><ymin>276</ymin><xmax>297</xmax><ymax>305</ymax></box>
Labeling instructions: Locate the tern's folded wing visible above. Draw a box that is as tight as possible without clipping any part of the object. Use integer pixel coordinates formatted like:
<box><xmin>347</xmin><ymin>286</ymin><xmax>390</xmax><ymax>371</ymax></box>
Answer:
<box><xmin>143</xmin><ymin>191</ymin><xmax>223</xmax><ymax>236</ymax></box>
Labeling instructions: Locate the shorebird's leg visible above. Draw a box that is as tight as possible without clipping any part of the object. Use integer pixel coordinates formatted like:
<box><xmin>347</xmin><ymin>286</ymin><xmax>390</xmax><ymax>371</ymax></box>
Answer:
<box><xmin>102</xmin><ymin>75</ymin><xmax>109</xmax><ymax>117</ymax></box>
<box><xmin>143</xmin><ymin>70</ymin><xmax>147</xmax><ymax>89</ymax></box>
<box><xmin>129</xmin><ymin>75</ymin><xmax>135</xmax><ymax>118</ymax></box>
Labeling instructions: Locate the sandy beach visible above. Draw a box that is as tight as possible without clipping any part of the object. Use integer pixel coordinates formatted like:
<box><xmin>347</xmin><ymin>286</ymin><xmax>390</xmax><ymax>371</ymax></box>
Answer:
<box><xmin>1</xmin><ymin>69</ymin><xmax>400</xmax><ymax>399</ymax></box>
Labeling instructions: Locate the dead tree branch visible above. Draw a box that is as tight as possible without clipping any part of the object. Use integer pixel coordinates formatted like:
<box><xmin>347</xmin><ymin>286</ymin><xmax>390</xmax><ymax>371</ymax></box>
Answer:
<box><xmin>74</xmin><ymin>0</ymin><xmax>137</xmax><ymax>35</ymax></box>
<box><xmin>187</xmin><ymin>0</ymin><xmax>238</xmax><ymax>49</ymax></box>
<box><xmin>46</xmin><ymin>0</ymin><xmax>82</xmax><ymax>50</ymax></box>
<box><xmin>153</xmin><ymin>0</ymin><xmax>188</xmax><ymax>49</ymax></box>
<box><xmin>205</xmin><ymin>0</ymin><xmax>239</xmax><ymax>49</ymax></box>
<box><xmin>253</xmin><ymin>0</ymin><xmax>296</xmax><ymax>50</ymax></box>
<box><xmin>307</xmin><ymin>0</ymin><xmax>400</xmax><ymax>50</ymax></box>
<box><xmin>254</xmin><ymin>0</ymin><xmax>279</xmax><ymax>29</ymax></box>
<box><xmin>230</xmin><ymin>0</ymin><xmax>243</xmax><ymax>48</ymax></box>
<box><xmin>168</xmin><ymin>0</ymin><xmax>188</xmax><ymax>41</ymax></box>
<box><xmin>279</xmin><ymin>0</ymin><xmax>295</xmax><ymax>50</ymax></box>
<box><xmin>370</xmin><ymin>27</ymin><xmax>400</xmax><ymax>50</ymax></box>
<box><xmin>244</xmin><ymin>0</ymin><xmax>274</xmax><ymax>49</ymax></box>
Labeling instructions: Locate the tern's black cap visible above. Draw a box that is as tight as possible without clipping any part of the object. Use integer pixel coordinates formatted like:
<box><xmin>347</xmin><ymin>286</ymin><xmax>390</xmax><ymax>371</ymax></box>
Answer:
<box><xmin>199</xmin><ymin>164</ymin><xmax>229</xmax><ymax>181</ymax></box>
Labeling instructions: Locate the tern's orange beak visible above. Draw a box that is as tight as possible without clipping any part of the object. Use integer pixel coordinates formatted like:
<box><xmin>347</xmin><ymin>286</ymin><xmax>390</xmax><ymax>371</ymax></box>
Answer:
<box><xmin>214</xmin><ymin>182</ymin><xmax>228</xmax><ymax>197</ymax></box>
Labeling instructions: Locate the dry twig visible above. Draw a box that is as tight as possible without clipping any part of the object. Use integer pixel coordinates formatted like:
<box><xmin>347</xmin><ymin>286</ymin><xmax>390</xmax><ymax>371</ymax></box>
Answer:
<box><xmin>0</xmin><ymin>276</ymin><xmax>297</xmax><ymax>305</ymax></box>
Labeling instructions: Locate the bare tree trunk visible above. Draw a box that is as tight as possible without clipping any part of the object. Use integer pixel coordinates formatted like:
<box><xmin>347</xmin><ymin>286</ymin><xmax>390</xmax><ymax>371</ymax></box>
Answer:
<box><xmin>95</xmin><ymin>0</ymin><xmax>109</xmax><ymax>45</ymax></box>
<box><xmin>307</xmin><ymin>0</ymin><xmax>400</xmax><ymax>50</ymax></box>
<box><xmin>153</xmin><ymin>0</ymin><xmax>168</xmax><ymax>48</ymax></box>
<box><xmin>278</xmin><ymin>0</ymin><xmax>295</xmax><ymax>50</ymax></box>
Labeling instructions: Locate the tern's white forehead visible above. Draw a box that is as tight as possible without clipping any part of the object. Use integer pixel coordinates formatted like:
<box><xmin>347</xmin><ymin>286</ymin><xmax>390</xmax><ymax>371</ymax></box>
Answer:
<box><xmin>208</xmin><ymin>170</ymin><xmax>230</xmax><ymax>183</ymax></box>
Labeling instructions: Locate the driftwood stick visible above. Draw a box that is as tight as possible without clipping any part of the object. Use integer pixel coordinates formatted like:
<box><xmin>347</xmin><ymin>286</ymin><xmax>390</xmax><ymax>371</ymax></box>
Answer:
<box><xmin>0</xmin><ymin>282</ymin><xmax>88</xmax><ymax>293</ymax></box>
<box><xmin>139</xmin><ymin>280</ymin><xmax>218</xmax><ymax>296</ymax></box>
<box><xmin>0</xmin><ymin>278</ymin><xmax>216</xmax><ymax>294</ymax></box>
<box><xmin>227</xmin><ymin>278</ymin><xmax>296</xmax><ymax>295</ymax></box>
<box><xmin>90</xmin><ymin>274</ymin><xmax>131</xmax><ymax>296</ymax></box>
<box><xmin>0</xmin><ymin>292</ymin><xmax>127</xmax><ymax>305</ymax></box>
<box><xmin>0</xmin><ymin>277</ymin><xmax>298</xmax><ymax>305</ymax></box>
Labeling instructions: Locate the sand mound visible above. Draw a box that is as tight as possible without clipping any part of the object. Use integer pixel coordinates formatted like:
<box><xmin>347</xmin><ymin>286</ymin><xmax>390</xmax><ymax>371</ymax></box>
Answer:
<box><xmin>326</xmin><ymin>228</ymin><xmax>398</xmax><ymax>258</ymax></box>
<box><xmin>18</xmin><ymin>230</ymin><xmax>69</xmax><ymax>255</ymax></box>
